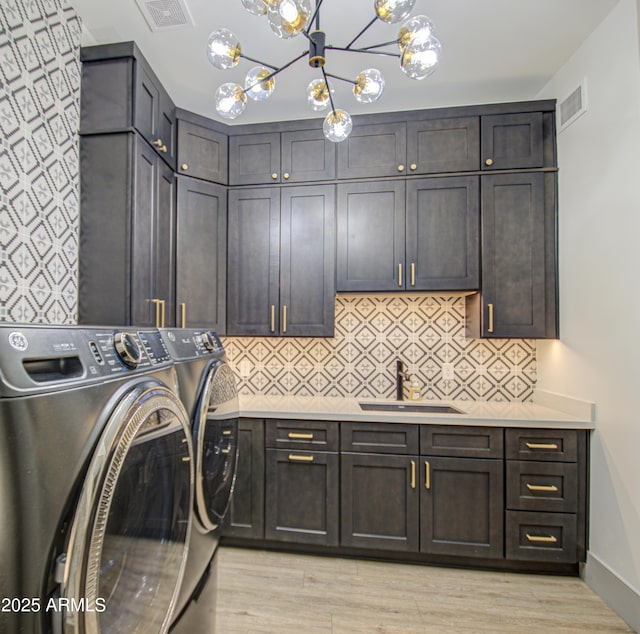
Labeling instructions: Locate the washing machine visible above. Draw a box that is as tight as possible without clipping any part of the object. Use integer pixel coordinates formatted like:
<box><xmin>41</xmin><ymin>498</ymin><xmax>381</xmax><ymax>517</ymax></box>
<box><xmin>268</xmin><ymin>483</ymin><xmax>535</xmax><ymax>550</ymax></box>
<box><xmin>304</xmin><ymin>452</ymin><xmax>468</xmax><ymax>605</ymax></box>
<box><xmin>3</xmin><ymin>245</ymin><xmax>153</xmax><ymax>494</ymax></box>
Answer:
<box><xmin>158</xmin><ymin>329</ymin><xmax>239</xmax><ymax>632</ymax></box>
<box><xmin>0</xmin><ymin>325</ymin><xmax>194</xmax><ymax>634</ymax></box>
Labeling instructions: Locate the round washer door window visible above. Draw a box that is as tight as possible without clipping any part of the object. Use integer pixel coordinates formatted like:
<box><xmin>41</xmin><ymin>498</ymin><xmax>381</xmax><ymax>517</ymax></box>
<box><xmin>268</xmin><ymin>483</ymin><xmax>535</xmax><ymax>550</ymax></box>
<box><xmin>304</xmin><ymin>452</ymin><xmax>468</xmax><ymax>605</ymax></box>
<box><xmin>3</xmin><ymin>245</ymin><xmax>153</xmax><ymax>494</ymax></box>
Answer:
<box><xmin>61</xmin><ymin>383</ymin><xmax>193</xmax><ymax>634</ymax></box>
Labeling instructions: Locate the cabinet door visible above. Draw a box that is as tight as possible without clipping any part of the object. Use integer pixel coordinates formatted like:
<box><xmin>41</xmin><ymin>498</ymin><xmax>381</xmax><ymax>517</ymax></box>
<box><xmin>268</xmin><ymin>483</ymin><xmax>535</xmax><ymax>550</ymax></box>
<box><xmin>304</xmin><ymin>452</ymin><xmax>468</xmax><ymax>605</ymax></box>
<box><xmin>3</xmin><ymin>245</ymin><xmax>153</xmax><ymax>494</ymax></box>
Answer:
<box><xmin>420</xmin><ymin>456</ymin><xmax>504</xmax><ymax>559</ymax></box>
<box><xmin>341</xmin><ymin>453</ymin><xmax>419</xmax><ymax>551</ymax></box>
<box><xmin>223</xmin><ymin>419</ymin><xmax>265</xmax><ymax>539</ymax></box>
<box><xmin>481</xmin><ymin>112</ymin><xmax>544</xmax><ymax>170</ymax></box>
<box><xmin>265</xmin><ymin>449</ymin><xmax>339</xmax><ymax>546</ymax></box>
<box><xmin>407</xmin><ymin>117</ymin><xmax>479</xmax><ymax>174</ymax></box>
<box><xmin>336</xmin><ymin>122</ymin><xmax>407</xmax><ymax>178</ymax></box>
<box><xmin>336</xmin><ymin>180</ymin><xmax>406</xmax><ymax>291</ymax></box>
<box><xmin>227</xmin><ymin>188</ymin><xmax>281</xmax><ymax>335</ymax></box>
<box><xmin>229</xmin><ymin>132</ymin><xmax>281</xmax><ymax>185</ymax></box>
<box><xmin>154</xmin><ymin>162</ymin><xmax>176</xmax><ymax>327</ymax></box>
<box><xmin>177</xmin><ymin>119</ymin><xmax>228</xmax><ymax>184</ymax></box>
<box><xmin>176</xmin><ymin>177</ymin><xmax>227</xmax><ymax>330</ymax></box>
<box><xmin>281</xmin><ymin>129</ymin><xmax>335</xmax><ymax>182</ymax></box>
<box><xmin>280</xmin><ymin>185</ymin><xmax>335</xmax><ymax>336</ymax></box>
<box><xmin>406</xmin><ymin>176</ymin><xmax>479</xmax><ymax>290</ymax></box>
<box><xmin>475</xmin><ymin>172</ymin><xmax>550</xmax><ymax>337</ymax></box>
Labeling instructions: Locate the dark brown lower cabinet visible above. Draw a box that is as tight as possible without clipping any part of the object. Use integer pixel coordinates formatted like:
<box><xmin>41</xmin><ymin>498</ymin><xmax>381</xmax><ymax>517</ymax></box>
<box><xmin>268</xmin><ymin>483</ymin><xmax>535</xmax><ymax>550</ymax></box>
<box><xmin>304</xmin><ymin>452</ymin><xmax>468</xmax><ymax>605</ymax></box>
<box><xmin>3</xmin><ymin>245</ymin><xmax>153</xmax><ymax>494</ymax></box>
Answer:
<box><xmin>223</xmin><ymin>419</ymin><xmax>264</xmax><ymax>539</ymax></box>
<box><xmin>420</xmin><ymin>456</ymin><xmax>504</xmax><ymax>558</ymax></box>
<box><xmin>340</xmin><ymin>453</ymin><xmax>419</xmax><ymax>551</ymax></box>
<box><xmin>265</xmin><ymin>448</ymin><xmax>339</xmax><ymax>546</ymax></box>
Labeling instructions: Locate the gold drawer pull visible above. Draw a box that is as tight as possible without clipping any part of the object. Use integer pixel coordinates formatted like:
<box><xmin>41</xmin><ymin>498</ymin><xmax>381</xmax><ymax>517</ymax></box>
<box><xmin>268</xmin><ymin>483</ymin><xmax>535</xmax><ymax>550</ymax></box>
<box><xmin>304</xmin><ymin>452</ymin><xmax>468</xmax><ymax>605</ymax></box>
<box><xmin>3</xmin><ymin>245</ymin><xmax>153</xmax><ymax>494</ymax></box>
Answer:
<box><xmin>526</xmin><ymin>484</ymin><xmax>559</xmax><ymax>492</ymax></box>
<box><xmin>526</xmin><ymin>534</ymin><xmax>558</xmax><ymax>544</ymax></box>
<box><xmin>223</xmin><ymin>430</ymin><xmax>232</xmax><ymax>436</ymax></box>
<box><xmin>410</xmin><ymin>460</ymin><xmax>416</xmax><ymax>489</ymax></box>
<box><xmin>526</xmin><ymin>442</ymin><xmax>559</xmax><ymax>450</ymax></box>
<box><xmin>288</xmin><ymin>454</ymin><xmax>314</xmax><ymax>462</ymax></box>
<box><xmin>288</xmin><ymin>432</ymin><xmax>314</xmax><ymax>440</ymax></box>
<box><xmin>221</xmin><ymin>447</ymin><xmax>231</xmax><ymax>454</ymax></box>
<box><xmin>424</xmin><ymin>461</ymin><xmax>431</xmax><ymax>490</ymax></box>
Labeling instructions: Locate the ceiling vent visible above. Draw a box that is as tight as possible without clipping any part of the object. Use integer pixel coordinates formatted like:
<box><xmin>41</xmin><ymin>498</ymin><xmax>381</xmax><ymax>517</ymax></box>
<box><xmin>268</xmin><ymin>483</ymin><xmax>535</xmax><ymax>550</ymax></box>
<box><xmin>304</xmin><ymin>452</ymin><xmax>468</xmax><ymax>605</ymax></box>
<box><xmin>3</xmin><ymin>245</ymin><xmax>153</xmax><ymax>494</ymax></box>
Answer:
<box><xmin>135</xmin><ymin>0</ymin><xmax>195</xmax><ymax>32</ymax></box>
<box><xmin>558</xmin><ymin>79</ymin><xmax>587</xmax><ymax>132</ymax></box>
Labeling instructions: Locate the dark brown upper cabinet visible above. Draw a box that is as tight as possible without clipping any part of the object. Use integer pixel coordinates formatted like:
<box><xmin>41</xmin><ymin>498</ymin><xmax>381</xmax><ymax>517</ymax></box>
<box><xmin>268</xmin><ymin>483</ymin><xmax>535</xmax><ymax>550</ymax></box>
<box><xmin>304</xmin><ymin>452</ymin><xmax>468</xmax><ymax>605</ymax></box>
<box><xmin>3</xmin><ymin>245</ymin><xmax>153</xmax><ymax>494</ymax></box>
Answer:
<box><xmin>80</xmin><ymin>42</ymin><xmax>176</xmax><ymax>169</ymax></box>
<box><xmin>176</xmin><ymin>113</ymin><xmax>228</xmax><ymax>185</ymax></box>
<box><xmin>481</xmin><ymin>112</ymin><xmax>544</xmax><ymax>170</ymax></box>
<box><xmin>229</xmin><ymin>129</ymin><xmax>335</xmax><ymax>185</ymax></box>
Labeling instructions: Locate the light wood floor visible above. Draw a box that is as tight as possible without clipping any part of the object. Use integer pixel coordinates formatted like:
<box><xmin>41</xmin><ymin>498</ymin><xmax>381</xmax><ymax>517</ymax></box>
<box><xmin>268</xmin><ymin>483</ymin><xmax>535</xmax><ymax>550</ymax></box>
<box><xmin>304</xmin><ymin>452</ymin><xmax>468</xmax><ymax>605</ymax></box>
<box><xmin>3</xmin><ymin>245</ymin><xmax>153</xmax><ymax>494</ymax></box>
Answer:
<box><xmin>180</xmin><ymin>546</ymin><xmax>635</xmax><ymax>633</ymax></box>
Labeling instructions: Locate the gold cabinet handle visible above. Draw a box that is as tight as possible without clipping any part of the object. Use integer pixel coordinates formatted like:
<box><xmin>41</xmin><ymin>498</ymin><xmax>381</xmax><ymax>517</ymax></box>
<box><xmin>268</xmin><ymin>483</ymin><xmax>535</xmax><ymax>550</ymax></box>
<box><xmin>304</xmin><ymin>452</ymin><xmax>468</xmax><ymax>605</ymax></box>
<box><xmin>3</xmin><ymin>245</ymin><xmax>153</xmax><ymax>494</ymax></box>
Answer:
<box><xmin>160</xmin><ymin>145</ymin><xmax>167</xmax><ymax>153</ymax></box>
<box><xmin>487</xmin><ymin>303</ymin><xmax>494</xmax><ymax>333</ymax></box>
<box><xmin>152</xmin><ymin>298</ymin><xmax>162</xmax><ymax>328</ymax></box>
<box><xmin>288</xmin><ymin>432</ymin><xmax>314</xmax><ymax>440</ymax></box>
<box><xmin>526</xmin><ymin>484</ymin><xmax>559</xmax><ymax>492</ymax></box>
<box><xmin>223</xmin><ymin>430</ymin><xmax>232</xmax><ymax>436</ymax></box>
<box><xmin>270</xmin><ymin>305</ymin><xmax>276</xmax><ymax>333</ymax></box>
<box><xmin>221</xmin><ymin>447</ymin><xmax>231</xmax><ymax>454</ymax></box>
<box><xmin>283</xmin><ymin>172</ymin><xmax>290</xmax><ymax>180</ymax></box>
<box><xmin>288</xmin><ymin>454</ymin><xmax>314</xmax><ymax>462</ymax></box>
<box><xmin>526</xmin><ymin>534</ymin><xmax>558</xmax><ymax>544</ymax></box>
<box><xmin>282</xmin><ymin>304</ymin><xmax>287</xmax><ymax>334</ymax></box>
<box><xmin>271</xmin><ymin>172</ymin><xmax>279</xmax><ymax>180</ymax></box>
<box><xmin>410</xmin><ymin>460</ymin><xmax>416</xmax><ymax>489</ymax></box>
<box><xmin>397</xmin><ymin>263</ymin><xmax>403</xmax><ymax>287</ymax></box>
<box><xmin>410</xmin><ymin>262</ymin><xmax>416</xmax><ymax>287</ymax></box>
<box><xmin>397</xmin><ymin>164</ymin><xmax>405</xmax><ymax>172</ymax></box>
<box><xmin>425</xmin><ymin>461</ymin><xmax>431</xmax><ymax>490</ymax></box>
<box><xmin>181</xmin><ymin>163</ymin><xmax>189</xmax><ymax>171</ymax></box>
<box><xmin>153</xmin><ymin>139</ymin><xmax>163</xmax><ymax>147</ymax></box>
<box><xmin>410</xmin><ymin>163</ymin><xmax>417</xmax><ymax>171</ymax></box>
<box><xmin>526</xmin><ymin>442</ymin><xmax>559</xmax><ymax>451</ymax></box>
<box><xmin>485</xmin><ymin>158</ymin><xmax>494</xmax><ymax>166</ymax></box>
<box><xmin>160</xmin><ymin>299</ymin><xmax>166</xmax><ymax>327</ymax></box>
<box><xmin>180</xmin><ymin>302</ymin><xmax>186</xmax><ymax>328</ymax></box>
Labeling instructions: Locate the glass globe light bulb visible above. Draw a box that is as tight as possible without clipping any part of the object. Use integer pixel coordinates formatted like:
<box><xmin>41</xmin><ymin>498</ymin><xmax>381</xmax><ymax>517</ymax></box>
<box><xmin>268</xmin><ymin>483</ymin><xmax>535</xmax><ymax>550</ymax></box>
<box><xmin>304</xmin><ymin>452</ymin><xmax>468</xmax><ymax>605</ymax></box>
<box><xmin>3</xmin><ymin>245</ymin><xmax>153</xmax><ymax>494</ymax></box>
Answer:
<box><xmin>398</xmin><ymin>14</ymin><xmax>435</xmax><ymax>50</ymax></box>
<box><xmin>307</xmin><ymin>79</ymin><xmax>332</xmax><ymax>111</ymax></box>
<box><xmin>245</xmin><ymin>66</ymin><xmax>276</xmax><ymax>101</ymax></box>
<box><xmin>400</xmin><ymin>35</ymin><xmax>441</xmax><ymax>80</ymax></box>
<box><xmin>215</xmin><ymin>83</ymin><xmax>248</xmax><ymax>119</ymax></box>
<box><xmin>267</xmin><ymin>0</ymin><xmax>312</xmax><ymax>39</ymax></box>
<box><xmin>241</xmin><ymin>0</ymin><xmax>269</xmax><ymax>16</ymax></box>
<box><xmin>323</xmin><ymin>109</ymin><xmax>353</xmax><ymax>143</ymax></box>
<box><xmin>374</xmin><ymin>0</ymin><xmax>416</xmax><ymax>24</ymax></box>
<box><xmin>353</xmin><ymin>68</ymin><xmax>385</xmax><ymax>103</ymax></box>
<box><xmin>207</xmin><ymin>28</ymin><xmax>241</xmax><ymax>70</ymax></box>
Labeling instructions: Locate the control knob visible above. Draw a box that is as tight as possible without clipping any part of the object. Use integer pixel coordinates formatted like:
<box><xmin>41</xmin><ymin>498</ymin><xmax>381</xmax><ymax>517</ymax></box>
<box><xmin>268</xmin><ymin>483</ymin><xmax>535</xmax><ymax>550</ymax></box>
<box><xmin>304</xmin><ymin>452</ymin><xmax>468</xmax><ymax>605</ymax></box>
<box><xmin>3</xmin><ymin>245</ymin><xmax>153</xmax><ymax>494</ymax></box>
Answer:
<box><xmin>114</xmin><ymin>332</ymin><xmax>142</xmax><ymax>369</ymax></box>
<box><xmin>201</xmin><ymin>331</ymin><xmax>217</xmax><ymax>352</ymax></box>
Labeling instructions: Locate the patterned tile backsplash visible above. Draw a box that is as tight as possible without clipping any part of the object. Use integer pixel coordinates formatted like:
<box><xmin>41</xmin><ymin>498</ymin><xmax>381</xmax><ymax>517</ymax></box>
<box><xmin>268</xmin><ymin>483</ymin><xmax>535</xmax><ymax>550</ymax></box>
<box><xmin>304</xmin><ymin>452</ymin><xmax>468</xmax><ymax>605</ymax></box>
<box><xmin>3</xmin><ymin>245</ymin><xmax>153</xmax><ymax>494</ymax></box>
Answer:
<box><xmin>0</xmin><ymin>0</ymin><xmax>81</xmax><ymax>324</ymax></box>
<box><xmin>222</xmin><ymin>294</ymin><xmax>537</xmax><ymax>402</ymax></box>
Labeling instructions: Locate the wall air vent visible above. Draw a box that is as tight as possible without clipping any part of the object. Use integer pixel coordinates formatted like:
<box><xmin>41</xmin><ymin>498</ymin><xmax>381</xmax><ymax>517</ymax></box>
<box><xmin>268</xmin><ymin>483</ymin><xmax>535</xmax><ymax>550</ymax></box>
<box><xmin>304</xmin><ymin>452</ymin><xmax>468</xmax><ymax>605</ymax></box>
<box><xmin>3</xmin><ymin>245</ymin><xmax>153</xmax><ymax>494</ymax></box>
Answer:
<box><xmin>135</xmin><ymin>0</ymin><xmax>195</xmax><ymax>32</ymax></box>
<box><xmin>558</xmin><ymin>79</ymin><xmax>587</xmax><ymax>132</ymax></box>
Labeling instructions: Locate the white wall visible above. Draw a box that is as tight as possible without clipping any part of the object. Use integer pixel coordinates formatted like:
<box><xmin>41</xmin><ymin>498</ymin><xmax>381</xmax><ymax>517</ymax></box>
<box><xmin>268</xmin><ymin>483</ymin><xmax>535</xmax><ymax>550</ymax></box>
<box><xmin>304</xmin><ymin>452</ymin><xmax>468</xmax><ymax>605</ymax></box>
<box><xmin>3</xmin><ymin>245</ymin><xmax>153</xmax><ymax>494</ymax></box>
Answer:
<box><xmin>537</xmin><ymin>0</ymin><xmax>640</xmax><ymax>627</ymax></box>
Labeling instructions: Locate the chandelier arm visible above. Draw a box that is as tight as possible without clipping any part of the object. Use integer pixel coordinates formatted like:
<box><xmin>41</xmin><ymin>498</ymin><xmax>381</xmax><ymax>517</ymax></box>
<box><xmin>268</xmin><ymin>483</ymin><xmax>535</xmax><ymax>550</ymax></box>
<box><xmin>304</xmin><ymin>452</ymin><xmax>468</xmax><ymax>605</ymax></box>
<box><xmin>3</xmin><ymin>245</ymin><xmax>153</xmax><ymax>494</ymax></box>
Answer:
<box><xmin>324</xmin><ymin>72</ymin><xmax>357</xmax><ymax>86</ymax></box>
<box><xmin>345</xmin><ymin>16</ymin><xmax>377</xmax><ymax>49</ymax></box>
<box><xmin>243</xmin><ymin>50</ymin><xmax>309</xmax><ymax>94</ymax></box>
<box><xmin>321</xmin><ymin>66</ymin><xmax>337</xmax><ymax>115</ymax></box>
<box><xmin>240</xmin><ymin>53</ymin><xmax>279</xmax><ymax>71</ymax></box>
<box><xmin>305</xmin><ymin>0</ymin><xmax>326</xmax><ymax>34</ymax></box>
<box><xmin>326</xmin><ymin>45</ymin><xmax>401</xmax><ymax>59</ymax></box>
<box><xmin>358</xmin><ymin>39</ymin><xmax>401</xmax><ymax>51</ymax></box>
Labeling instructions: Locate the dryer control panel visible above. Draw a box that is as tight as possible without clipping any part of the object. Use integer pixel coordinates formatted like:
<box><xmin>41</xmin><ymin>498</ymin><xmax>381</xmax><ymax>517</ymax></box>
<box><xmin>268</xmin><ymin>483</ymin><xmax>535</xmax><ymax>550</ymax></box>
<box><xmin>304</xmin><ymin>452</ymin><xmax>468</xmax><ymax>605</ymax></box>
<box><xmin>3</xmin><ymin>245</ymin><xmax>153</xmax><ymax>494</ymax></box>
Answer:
<box><xmin>159</xmin><ymin>328</ymin><xmax>223</xmax><ymax>361</ymax></box>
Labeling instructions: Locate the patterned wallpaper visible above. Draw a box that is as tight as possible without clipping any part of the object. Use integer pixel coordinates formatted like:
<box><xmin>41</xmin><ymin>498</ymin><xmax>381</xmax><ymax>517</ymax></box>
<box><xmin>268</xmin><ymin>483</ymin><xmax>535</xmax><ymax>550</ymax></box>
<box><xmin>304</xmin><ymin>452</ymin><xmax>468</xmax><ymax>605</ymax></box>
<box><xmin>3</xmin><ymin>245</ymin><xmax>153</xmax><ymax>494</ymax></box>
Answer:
<box><xmin>0</xmin><ymin>0</ymin><xmax>81</xmax><ymax>324</ymax></box>
<box><xmin>223</xmin><ymin>294</ymin><xmax>537</xmax><ymax>402</ymax></box>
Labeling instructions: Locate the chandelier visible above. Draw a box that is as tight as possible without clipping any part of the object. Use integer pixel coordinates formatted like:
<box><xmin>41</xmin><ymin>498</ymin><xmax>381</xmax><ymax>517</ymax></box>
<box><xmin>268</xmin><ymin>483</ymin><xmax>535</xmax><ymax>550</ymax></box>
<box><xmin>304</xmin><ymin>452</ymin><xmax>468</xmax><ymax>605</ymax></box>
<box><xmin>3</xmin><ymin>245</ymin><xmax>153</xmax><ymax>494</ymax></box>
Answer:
<box><xmin>207</xmin><ymin>0</ymin><xmax>442</xmax><ymax>142</ymax></box>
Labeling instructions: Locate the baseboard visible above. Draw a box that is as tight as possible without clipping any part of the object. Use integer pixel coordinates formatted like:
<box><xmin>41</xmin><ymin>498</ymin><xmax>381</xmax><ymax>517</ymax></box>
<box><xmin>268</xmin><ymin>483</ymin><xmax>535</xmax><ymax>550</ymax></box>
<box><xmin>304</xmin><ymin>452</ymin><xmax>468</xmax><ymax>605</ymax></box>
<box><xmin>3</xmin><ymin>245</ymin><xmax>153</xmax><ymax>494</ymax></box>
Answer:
<box><xmin>583</xmin><ymin>553</ymin><xmax>640</xmax><ymax>632</ymax></box>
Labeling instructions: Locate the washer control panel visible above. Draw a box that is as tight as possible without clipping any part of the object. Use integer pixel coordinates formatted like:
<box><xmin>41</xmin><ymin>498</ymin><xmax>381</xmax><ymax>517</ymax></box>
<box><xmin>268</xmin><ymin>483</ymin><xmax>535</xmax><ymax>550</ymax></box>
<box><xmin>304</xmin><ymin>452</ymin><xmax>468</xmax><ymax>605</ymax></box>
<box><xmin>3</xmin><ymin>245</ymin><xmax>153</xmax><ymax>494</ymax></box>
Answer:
<box><xmin>158</xmin><ymin>328</ymin><xmax>223</xmax><ymax>361</ymax></box>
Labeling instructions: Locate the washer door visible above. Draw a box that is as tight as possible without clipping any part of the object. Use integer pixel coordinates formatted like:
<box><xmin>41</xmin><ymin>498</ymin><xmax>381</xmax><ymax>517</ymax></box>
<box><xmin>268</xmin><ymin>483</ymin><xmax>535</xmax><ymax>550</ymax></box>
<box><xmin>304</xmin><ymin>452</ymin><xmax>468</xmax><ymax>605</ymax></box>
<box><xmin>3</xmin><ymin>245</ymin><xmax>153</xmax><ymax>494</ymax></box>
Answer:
<box><xmin>193</xmin><ymin>360</ymin><xmax>239</xmax><ymax>531</ymax></box>
<box><xmin>60</xmin><ymin>382</ymin><xmax>193</xmax><ymax>634</ymax></box>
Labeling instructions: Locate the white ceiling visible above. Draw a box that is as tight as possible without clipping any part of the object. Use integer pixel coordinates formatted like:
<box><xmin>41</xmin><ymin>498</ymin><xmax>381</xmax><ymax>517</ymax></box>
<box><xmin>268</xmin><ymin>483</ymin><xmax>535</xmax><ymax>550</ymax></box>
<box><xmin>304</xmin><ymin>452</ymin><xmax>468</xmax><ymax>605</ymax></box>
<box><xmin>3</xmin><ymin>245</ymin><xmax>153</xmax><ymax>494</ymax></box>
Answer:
<box><xmin>68</xmin><ymin>0</ymin><xmax>619</xmax><ymax>126</ymax></box>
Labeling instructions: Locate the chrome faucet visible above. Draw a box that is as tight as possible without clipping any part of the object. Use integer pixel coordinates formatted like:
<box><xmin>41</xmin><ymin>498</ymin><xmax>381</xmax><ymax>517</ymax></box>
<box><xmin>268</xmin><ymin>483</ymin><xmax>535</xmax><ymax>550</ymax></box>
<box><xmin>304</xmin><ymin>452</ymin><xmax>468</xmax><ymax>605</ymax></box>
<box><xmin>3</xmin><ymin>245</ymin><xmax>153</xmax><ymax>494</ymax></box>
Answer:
<box><xmin>396</xmin><ymin>359</ymin><xmax>409</xmax><ymax>401</ymax></box>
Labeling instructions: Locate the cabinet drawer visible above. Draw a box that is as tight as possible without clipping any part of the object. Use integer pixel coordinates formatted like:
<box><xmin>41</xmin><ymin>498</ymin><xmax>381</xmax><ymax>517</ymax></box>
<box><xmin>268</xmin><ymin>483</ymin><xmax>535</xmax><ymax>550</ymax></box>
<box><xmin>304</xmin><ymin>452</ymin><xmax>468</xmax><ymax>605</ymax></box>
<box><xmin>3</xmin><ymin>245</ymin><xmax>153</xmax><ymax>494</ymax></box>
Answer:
<box><xmin>420</xmin><ymin>425</ymin><xmax>503</xmax><ymax>458</ymax></box>
<box><xmin>505</xmin><ymin>429</ymin><xmax>578</xmax><ymax>462</ymax></box>
<box><xmin>341</xmin><ymin>422</ymin><xmax>419</xmax><ymax>455</ymax></box>
<box><xmin>506</xmin><ymin>511</ymin><xmax>577</xmax><ymax>563</ymax></box>
<box><xmin>506</xmin><ymin>461</ymin><xmax>577</xmax><ymax>513</ymax></box>
<box><xmin>266</xmin><ymin>420</ymin><xmax>339</xmax><ymax>451</ymax></box>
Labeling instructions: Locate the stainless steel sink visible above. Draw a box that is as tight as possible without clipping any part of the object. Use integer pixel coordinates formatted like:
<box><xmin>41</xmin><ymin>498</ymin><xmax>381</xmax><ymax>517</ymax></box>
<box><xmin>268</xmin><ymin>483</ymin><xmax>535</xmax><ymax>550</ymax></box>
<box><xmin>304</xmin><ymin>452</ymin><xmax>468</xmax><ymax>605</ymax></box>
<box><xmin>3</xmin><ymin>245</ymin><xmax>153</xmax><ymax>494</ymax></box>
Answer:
<box><xmin>359</xmin><ymin>402</ymin><xmax>465</xmax><ymax>414</ymax></box>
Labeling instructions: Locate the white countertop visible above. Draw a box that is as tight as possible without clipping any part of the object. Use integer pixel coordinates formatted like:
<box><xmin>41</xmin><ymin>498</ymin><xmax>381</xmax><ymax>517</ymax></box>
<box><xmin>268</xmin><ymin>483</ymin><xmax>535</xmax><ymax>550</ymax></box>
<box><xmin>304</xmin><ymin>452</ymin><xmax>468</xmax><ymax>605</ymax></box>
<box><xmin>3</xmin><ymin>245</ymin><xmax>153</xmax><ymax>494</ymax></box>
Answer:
<box><xmin>237</xmin><ymin>390</ymin><xmax>595</xmax><ymax>429</ymax></box>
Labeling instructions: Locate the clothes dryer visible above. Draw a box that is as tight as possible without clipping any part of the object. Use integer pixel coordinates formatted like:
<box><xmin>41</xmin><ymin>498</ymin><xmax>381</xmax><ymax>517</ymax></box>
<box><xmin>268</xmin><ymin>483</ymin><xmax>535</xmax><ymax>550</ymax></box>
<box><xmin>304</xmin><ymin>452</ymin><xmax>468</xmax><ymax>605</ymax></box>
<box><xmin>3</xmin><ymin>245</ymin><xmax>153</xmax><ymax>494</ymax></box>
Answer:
<box><xmin>158</xmin><ymin>328</ymin><xmax>239</xmax><ymax>630</ymax></box>
<box><xmin>0</xmin><ymin>326</ymin><xmax>193</xmax><ymax>634</ymax></box>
